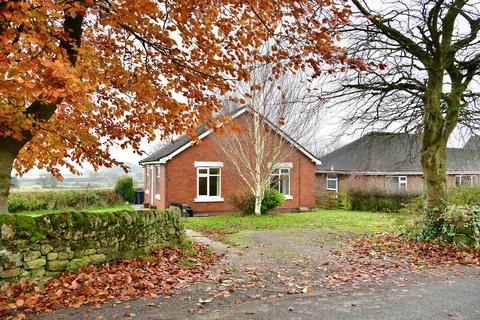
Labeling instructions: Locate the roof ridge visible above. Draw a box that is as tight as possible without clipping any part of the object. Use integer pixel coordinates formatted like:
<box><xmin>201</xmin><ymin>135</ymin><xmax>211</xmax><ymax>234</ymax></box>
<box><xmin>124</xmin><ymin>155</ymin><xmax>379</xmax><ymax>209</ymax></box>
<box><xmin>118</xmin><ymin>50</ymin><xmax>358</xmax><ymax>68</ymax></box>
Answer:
<box><xmin>317</xmin><ymin>131</ymin><xmax>480</xmax><ymax>173</ymax></box>
<box><xmin>139</xmin><ymin>106</ymin><xmax>321</xmax><ymax>165</ymax></box>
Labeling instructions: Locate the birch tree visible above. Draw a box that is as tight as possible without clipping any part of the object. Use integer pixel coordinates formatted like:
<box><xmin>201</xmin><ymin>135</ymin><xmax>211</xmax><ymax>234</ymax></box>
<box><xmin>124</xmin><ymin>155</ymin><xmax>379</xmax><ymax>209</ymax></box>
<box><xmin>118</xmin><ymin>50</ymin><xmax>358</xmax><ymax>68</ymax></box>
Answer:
<box><xmin>216</xmin><ymin>66</ymin><xmax>322</xmax><ymax>215</ymax></box>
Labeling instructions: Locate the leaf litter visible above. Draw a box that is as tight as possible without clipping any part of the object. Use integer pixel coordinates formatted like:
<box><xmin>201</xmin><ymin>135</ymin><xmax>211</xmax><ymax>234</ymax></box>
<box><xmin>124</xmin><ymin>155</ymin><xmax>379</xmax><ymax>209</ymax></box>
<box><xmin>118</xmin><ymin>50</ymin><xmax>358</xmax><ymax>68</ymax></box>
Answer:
<box><xmin>0</xmin><ymin>244</ymin><xmax>219</xmax><ymax>319</ymax></box>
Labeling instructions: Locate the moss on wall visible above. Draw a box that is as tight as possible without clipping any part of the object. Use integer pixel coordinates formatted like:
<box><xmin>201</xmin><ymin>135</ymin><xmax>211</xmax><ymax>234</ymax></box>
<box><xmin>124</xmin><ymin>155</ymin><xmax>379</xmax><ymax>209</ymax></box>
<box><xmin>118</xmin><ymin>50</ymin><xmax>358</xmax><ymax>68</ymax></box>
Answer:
<box><xmin>0</xmin><ymin>209</ymin><xmax>184</xmax><ymax>280</ymax></box>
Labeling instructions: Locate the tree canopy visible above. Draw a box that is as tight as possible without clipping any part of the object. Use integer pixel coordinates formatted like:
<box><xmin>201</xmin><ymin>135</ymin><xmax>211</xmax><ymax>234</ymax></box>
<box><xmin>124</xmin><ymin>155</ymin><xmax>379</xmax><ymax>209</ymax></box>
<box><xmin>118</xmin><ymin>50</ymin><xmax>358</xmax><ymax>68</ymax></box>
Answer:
<box><xmin>321</xmin><ymin>0</ymin><xmax>480</xmax><ymax>208</ymax></box>
<box><xmin>0</xmin><ymin>0</ymin><xmax>359</xmax><ymax>177</ymax></box>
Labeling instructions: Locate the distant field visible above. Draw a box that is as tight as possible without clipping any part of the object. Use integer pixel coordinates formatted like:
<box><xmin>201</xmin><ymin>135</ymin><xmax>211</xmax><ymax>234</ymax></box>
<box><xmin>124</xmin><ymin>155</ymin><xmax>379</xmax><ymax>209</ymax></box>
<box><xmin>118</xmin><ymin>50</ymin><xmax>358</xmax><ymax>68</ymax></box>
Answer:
<box><xmin>12</xmin><ymin>186</ymin><xmax>114</xmax><ymax>192</ymax></box>
<box><xmin>12</xmin><ymin>180</ymin><xmax>143</xmax><ymax>191</ymax></box>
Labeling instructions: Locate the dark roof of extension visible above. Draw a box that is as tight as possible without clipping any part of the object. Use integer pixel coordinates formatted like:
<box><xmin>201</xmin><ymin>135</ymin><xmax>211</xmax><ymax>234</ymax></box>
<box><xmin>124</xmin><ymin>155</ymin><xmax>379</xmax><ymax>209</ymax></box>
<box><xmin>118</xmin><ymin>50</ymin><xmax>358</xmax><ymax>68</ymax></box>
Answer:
<box><xmin>316</xmin><ymin>132</ymin><xmax>480</xmax><ymax>174</ymax></box>
<box><xmin>464</xmin><ymin>136</ymin><xmax>480</xmax><ymax>149</ymax></box>
<box><xmin>140</xmin><ymin>106</ymin><xmax>321</xmax><ymax>165</ymax></box>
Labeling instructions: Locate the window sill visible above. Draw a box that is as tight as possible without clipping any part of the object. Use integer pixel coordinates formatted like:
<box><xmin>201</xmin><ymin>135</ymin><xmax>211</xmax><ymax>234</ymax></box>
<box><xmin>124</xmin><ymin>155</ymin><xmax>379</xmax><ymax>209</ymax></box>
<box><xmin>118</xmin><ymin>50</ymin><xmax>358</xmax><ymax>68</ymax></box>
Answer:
<box><xmin>326</xmin><ymin>188</ymin><xmax>337</xmax><ymax>192</ymax></box>
<box><xmin>284</xmin><ymin>195</ymin><xmax>293</xmax><ymax>200</ymax></box>
<box><xmin>194</xmin><ymin>197</ymin><xmax>224</xmax><ymax>203</ymax></box>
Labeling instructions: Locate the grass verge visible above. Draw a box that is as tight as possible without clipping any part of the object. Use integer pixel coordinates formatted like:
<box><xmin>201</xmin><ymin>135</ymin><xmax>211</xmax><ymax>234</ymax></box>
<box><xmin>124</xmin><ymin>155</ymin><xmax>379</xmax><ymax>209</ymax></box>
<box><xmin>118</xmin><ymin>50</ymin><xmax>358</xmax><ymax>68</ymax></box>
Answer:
<box><xmin>185</xmin><ymin>209</ymin><xmax>413</xmax><ymax>241</ymax></box>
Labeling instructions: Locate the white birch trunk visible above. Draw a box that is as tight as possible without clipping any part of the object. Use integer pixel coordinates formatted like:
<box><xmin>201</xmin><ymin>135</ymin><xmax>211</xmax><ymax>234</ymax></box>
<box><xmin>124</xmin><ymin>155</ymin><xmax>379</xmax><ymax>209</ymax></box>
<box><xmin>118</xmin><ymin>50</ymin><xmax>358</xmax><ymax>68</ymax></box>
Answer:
<box><xmin>253</xmin><ymin>108</ymin><xmax>264</xmax><ymax>215</ymax></box>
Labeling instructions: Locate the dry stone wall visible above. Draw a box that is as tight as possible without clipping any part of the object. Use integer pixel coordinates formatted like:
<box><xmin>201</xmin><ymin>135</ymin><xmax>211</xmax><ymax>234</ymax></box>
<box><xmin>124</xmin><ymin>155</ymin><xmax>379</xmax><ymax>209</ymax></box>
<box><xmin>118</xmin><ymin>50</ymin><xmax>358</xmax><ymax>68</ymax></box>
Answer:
<box><xmin>0</xmin><ymin>209</ymin><xmax>185</xmax><ymax>279</ymax></box>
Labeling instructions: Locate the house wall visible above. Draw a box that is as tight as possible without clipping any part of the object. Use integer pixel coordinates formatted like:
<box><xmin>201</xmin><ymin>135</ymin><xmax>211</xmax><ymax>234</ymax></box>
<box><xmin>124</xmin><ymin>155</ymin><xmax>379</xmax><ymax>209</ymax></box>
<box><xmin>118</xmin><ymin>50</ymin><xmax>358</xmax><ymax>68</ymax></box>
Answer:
<box><xmin>144</xmin><ymin>165</ymin><xmax>167</xmax><ymax>209</ymax></box>
<box><xmin>315</xmin><ymin>172</ymin><xmax>480</xmax><ymax>198</ymax></box>
<box><xmin>316</xmin><ymin>173</ymin><xmax>424</xmax><ymax>195</ymax></box>
<box><xmin>144</xmin><ymin>119</ymin><xmax>317</xmax><ymax>215</ymax></box>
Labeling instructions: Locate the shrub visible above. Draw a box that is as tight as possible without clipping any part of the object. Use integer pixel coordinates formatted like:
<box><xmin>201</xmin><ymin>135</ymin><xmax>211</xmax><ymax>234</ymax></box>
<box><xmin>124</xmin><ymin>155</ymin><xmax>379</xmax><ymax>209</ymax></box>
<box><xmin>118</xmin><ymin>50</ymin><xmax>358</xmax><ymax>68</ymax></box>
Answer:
<box><xmin>8</xmin><ymin>196</ymin><xmax>48</xmax><ymax>212</ymax></box>
<box><xmin>347</xmin><ymin>191</ymin><xmax>417</xmax><ymax>213</ymax></box>
<box><xmin>316</xmin><ymin>192</ymin><xmax>347</xmax><ymax>209</ymax></box>
<box><xmin>115</xmin><ymin>176</ymin><xmax>134</xmax><ymax>202</ymax></box>
<box><xmin>231</xmin><ymin>189</ymin><xmax>285</xmax><ymax>215</ymax></box>
<box><xmin>449</xmin><ymin>186</ymin><xmax>480</xmax><ymax>206</ymax></box>
<box><xmin>261</xmin><ymin>189</ymin><xmax>285</xmax><ymax>213</ymax></box>
<box><xmin>394</xmin><ymin>186</ymin><xmax>480</xmax><ymax>212</ymax></box>
<box><xmin>8</xmin><ymin>190</ymin><xmax>122</xmax><ymax>213</ymax></box>
<box><xmin>231</xmin><ymin>192</ymin><xmax>255</xmax><ymax>215</ymax></box>
<box><xmin>411</xmin><ymin>205</ymin><xmax>480</xmax><ymax>251</ymax></box>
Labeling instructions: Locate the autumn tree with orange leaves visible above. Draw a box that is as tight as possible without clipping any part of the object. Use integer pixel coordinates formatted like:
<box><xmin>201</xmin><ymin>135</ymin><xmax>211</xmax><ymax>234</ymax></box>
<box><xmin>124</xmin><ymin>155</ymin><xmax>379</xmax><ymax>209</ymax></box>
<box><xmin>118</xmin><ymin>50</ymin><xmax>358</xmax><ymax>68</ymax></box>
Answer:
<box><xmin>0</xmin><ymin>0</ymin><xmax>363</xmax><ymax>214</ymax></box>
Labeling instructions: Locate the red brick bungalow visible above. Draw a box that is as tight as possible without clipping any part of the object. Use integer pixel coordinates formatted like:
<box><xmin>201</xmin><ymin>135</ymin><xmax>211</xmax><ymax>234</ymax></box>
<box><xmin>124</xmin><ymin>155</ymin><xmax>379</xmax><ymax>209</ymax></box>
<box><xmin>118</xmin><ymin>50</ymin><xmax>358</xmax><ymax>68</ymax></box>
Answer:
<box><xmin>316</xmin><ymin>132</ymin><xmax>480</xmax><ymax>199</ymax></box>
<box><xmin>139</xmin><ymin>107</ymin><xmax>321</xmax><ymax>215</ymax></box>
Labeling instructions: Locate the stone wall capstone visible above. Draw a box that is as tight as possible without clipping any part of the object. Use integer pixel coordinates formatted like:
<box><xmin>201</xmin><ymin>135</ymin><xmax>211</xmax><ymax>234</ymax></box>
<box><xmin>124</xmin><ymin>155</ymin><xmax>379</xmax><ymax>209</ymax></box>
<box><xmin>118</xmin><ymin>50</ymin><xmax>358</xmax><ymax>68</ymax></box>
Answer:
<box><xmin>0</xmin><ymin>209</ymin><xmax>185</xmax><ymax>279</ymax></box>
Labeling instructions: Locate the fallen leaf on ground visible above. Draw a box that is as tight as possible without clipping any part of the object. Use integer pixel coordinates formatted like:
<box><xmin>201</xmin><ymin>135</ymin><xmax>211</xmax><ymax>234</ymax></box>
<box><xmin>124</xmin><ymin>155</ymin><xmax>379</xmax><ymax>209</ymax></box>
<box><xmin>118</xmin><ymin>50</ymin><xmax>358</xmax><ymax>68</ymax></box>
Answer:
<box><xmin>324</xmin><ymin>235</ymin><xmax>480</xmax><ymax>289</ymax></box>
<box><xmin>198</xmin><ymin>297</ymin><xmax>213</xmax><ymax>304</ymax></box>
<box><xmin>0</xmin><ymin>245</ymin><xmax>218</xmax><ymax>319</ymax></box>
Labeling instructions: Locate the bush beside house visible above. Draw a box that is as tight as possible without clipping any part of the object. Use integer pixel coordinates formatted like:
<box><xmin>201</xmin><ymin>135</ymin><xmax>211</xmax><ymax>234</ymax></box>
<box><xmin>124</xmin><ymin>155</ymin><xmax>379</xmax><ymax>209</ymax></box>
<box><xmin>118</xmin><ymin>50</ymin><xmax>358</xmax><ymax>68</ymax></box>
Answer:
<box><xmin>115</xmin><ymin>176</ymin><xmax>135</xmax><ymax>202</ymax></box>
<box><xmin>231</xmin><ymin>189</ymin><xmax>286</xmax><ymax>215</ymax></box>
<box><xmin>400</xmin><ymin>186</ymin><xmax>480</xmax><ymax>251</ymax></box>
<box><xmin>316</xmin><ymin>190</ymin><xmax>416</xmax><ymax>213</ymax></box>
<box><xmin>0</xmin><ymin>209</ymin><xmax>185</xmax><ymax>280</ymax></box>
<box><xmin>347</xmin><ymin>191</ymin><xmax>418</xmax><ymax>213</ymax></box>
<box><xmin>337</xmin><ymin>186</ymin><xmax>480</xmax><ymax>213</ymax></box>
<box><xmin>316</xmin><ymin>191</ymin><xmax>347</xmax><ymax>210</ymax></box>
<box><xmin>449</xmin><ymin>186</ymin><xmax>480</xmax><ymax>206</ymax></box>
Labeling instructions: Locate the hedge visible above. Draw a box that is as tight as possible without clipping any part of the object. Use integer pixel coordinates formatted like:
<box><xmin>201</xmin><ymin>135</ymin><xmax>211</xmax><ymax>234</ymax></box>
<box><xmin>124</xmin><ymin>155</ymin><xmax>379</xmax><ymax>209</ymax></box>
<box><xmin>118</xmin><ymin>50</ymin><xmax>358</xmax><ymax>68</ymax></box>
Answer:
<box><xmin>346</xmin><ymin>191</ymin><xmax>418</xmax><ymax>213</ymax></box>
<box><xmin>8</xmin><ymin>190</ymin><xmax>123</xmax><ymax>213</ymax></box>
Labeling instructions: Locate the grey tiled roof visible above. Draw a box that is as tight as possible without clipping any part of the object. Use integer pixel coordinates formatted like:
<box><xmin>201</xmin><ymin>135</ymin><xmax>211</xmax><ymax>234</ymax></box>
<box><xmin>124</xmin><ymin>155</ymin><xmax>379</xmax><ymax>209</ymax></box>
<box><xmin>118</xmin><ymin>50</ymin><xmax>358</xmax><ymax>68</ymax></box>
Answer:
<box><xmin>139</xmin><ymin>124</ymin><xmax>210</xmax><ymax>164</ymax></box>
<box><xmin>139</xmin><ymin>106</ymin><xmax>248</xmax><ymax>165</ymax></box>
<box><xmin>316</xmin><ymin>132</ymin><xmax>480</xmax><ymax>174</ymax></box>
<box><xmin>140</xmin><ymin>105</ymin><xmax>321</xmax><ymax>165</ymax></box>
<box><xmin>464</xmin><ymin>136</ymin><xmax>480</xmax><ymax>149</ymax></box>
<box><xmin>447</xmin><ymin>148</ymin><xmax>480</xmax><ymax>172</ymax></box>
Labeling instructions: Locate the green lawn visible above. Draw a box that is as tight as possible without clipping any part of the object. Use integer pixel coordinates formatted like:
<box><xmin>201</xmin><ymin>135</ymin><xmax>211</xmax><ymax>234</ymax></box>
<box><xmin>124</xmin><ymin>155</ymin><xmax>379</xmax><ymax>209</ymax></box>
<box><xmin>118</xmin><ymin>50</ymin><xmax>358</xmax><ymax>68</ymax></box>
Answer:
<box><xmin>185</xmin><ymin>210</ymin><xmax>412</xmax><ymax>240</ymax></box>
<box><xmin>15</xmin><ymin>204</ymin><xmax>134</xmax><ymax>217</ymax></box>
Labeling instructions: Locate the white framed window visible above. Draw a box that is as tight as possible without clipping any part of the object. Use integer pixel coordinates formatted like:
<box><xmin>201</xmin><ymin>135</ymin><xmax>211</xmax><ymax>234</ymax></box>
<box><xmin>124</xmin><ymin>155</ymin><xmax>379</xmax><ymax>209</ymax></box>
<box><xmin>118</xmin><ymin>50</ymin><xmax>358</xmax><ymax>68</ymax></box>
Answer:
<box><xmin>385</xmin><ymin>176</ymin><xmax>407</xmax><ymax>192</ymax></box>
<box><xmin>326</xmin><ymin>174</ymin><xmax>338</xmax><ymax>192</ymax></box>
<box><xmin>270</xmin><ymin>166</ymin><xmax>292</xmax><ymax>199</ymax></box>
<box><xmin>455</xmin><ymin>175</ymin><xmax>476</xmax><ymax>187</ymax></box>
<box><xmin>155</xmin><ymin>166</ymin><xmax>160</xmax><ymax>199</ymax></box>
<box><xmin>194</xmin><ymin>162</ymin><xmax>223</xmax><ymax>202</ymax></box>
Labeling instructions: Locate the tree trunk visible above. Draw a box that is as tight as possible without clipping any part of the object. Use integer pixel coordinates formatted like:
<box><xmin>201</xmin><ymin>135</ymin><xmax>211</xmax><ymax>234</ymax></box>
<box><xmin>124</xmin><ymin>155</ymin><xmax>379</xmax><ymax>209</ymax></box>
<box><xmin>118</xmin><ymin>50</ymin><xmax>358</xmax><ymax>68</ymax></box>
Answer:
<box><xmin>253</xmin><ymin>163</ymin><xmax>263</xmax><ymax>215</ymax></box>
<box><xmin>252</xmin><ymin>109</ymin><xmax>264</xmax><ymax>216</ymax></box>
<box><xmin>255</xmin><ymin>190</ymin><xmax>263</xmax><ymax>216</ymax></box>
<box><xmin>421</xmin><ymin>138</ymin><xmax>448</xmax><ymax>211</ymax></box>
<box><xmin>0</xmin><ymin>140</ymin><xmax>21</xmax><ymax>214</ymax></box>
<box><xmin>420</xmin><ymin>66</ymin><xmax>450</xmax><ymax>212</ymax></box>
